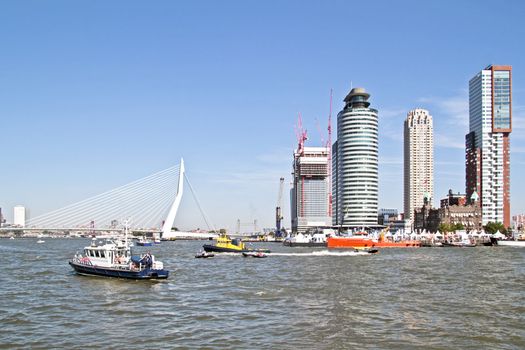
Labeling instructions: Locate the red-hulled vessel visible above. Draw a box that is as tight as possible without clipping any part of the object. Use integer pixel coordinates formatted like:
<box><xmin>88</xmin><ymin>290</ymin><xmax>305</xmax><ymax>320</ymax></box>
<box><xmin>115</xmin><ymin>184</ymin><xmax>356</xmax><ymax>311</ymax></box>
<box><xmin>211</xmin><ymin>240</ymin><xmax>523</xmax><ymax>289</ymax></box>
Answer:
<box><xmin>327</xmin><ymin>232</ymin><xmax>420</xmax><ymax>249</ymax></box>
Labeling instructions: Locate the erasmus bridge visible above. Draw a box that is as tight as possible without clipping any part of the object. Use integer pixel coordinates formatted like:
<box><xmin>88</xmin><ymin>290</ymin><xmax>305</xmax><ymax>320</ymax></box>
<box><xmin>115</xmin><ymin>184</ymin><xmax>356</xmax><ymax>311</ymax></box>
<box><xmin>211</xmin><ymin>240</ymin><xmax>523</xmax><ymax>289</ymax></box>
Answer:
<box><xmin>7</xmin><ymin>159</ymin><xmax>213</xmax><ymax>236</ymax></box>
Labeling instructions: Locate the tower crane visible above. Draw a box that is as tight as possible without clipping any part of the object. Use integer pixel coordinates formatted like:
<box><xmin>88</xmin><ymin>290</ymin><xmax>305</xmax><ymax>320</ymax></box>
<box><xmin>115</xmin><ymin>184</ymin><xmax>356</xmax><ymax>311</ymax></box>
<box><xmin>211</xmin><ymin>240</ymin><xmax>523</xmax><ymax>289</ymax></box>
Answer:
<box><xmin>275</xmin><ymin>177</ymin><xmax>285</xmax><ymax>237</ymax></box>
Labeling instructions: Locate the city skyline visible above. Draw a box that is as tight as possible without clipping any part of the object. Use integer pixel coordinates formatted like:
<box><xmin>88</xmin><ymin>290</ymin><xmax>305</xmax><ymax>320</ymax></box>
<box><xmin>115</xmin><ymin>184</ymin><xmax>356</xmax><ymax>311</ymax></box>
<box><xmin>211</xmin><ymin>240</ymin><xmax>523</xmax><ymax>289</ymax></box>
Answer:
<box><xmin>1</xmin><ymin>1</ymin><xmax>524</xmax><ymax>231</ymax></box>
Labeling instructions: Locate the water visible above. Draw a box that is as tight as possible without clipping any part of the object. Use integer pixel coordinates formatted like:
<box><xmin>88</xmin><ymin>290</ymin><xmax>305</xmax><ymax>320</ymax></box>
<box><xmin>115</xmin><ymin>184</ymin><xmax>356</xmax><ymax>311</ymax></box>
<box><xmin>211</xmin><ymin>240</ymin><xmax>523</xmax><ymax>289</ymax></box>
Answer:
<box><xmin>0</xmin><ymin>238</ymin><xmax>524</xmax><ymax>349</ymax></box>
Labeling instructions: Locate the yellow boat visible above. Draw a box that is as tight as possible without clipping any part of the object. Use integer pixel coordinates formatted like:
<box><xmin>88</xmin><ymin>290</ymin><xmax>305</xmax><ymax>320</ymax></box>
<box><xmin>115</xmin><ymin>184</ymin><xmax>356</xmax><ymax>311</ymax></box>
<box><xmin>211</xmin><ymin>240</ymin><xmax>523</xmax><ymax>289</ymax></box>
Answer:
<box><xmin>202</xmin><ymin>234</ymin><xmax>270</xmax><ymax>253</ymax></box>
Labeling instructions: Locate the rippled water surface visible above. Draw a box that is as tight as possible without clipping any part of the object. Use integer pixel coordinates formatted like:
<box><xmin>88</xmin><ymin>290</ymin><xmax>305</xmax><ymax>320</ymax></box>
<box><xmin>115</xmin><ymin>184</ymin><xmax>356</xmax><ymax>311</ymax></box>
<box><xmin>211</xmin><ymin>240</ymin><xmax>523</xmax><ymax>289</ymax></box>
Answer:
<box><xmin>0</xmin><ymin>238</ymin><xmax>524</xmax><ymax>349</ymax></box>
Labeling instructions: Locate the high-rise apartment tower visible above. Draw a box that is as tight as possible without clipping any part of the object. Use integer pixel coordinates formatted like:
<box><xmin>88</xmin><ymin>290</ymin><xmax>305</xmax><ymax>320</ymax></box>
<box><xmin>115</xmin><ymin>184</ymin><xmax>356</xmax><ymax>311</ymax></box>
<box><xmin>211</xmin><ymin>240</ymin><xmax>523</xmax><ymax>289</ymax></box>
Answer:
<box><xmin>466</xmin><ymin>65</ymin><xmax>512</xmax><ymax>227</ymax></box>
<box><xmin>404</xmin><ymin>109</ymin><xmax>434</xmax><ymax>222</ymax></box>
<box><xmin>333</xmin><ymin>88</ymin><xmax>378</xmax><ymax>228</ymax></box>
<box><xmin>13</xmin><ymin>205</ymin><xmax>26</xmax><ymax>227</ymax></box>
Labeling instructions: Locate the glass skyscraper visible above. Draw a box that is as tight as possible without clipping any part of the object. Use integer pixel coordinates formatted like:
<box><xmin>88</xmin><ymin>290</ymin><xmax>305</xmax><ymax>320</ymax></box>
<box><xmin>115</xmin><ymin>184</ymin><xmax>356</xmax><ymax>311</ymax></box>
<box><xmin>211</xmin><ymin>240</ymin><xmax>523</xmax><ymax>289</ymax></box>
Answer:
<box><xmin>333</xmin><ymin>88</ymin><xmax>378</xmax><ymax>228</ymax></box>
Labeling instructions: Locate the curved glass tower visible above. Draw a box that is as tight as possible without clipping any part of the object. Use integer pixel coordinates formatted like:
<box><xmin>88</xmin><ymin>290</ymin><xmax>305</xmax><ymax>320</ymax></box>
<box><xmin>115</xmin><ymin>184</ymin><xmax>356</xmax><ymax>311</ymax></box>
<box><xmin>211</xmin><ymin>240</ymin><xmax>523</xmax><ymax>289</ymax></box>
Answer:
<box><xmin>333</xmin><ymin>88</ymin><xmax>378</xmax><ymax>228</ymax></box>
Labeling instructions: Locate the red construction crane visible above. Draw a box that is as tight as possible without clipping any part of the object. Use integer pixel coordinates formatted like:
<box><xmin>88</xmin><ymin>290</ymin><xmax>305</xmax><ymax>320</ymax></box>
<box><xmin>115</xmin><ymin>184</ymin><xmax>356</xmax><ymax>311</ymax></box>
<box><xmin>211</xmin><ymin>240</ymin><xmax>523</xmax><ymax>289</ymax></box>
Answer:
<box><xmin>295</xmin><ymin>112</ymin><xmax>308</xmax><ymax>155</ymax></box>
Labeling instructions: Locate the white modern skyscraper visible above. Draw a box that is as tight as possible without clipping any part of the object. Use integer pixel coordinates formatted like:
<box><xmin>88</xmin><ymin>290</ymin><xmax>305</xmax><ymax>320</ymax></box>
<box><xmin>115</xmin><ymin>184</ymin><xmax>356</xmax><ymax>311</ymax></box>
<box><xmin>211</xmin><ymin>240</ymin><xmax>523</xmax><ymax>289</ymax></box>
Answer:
<box><xmin>404</xmin><ymin>109</ymin><xmax>434</xmax><ymax>222</ymax></box>
<box><xmin>13</xmin><ymin>205</ymin><xmax>26</xmax><ymax>227</ymax></box>
<box><xmin>333</xmin><ymin>88</ymin><xmax>378</xmax><ymax>228</ymax></box>
<box><xmin>291</xmin><ymin>146</ymin><xmax>331</xmax><ymax>233</ymax></box>
<box><xmin>466</xmin><ymin>65</ymin><xmax>512</xmax><ymax>227</ymax></box>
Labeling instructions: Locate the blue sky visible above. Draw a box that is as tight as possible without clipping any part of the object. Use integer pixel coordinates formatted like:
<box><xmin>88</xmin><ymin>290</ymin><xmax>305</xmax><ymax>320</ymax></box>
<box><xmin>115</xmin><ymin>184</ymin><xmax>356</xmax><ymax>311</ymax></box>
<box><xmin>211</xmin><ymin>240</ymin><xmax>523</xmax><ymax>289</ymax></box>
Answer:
<box><xmin>1</xmin><ymin>0</ymin><xmax>524</xmax><ymax>232</ymax></box>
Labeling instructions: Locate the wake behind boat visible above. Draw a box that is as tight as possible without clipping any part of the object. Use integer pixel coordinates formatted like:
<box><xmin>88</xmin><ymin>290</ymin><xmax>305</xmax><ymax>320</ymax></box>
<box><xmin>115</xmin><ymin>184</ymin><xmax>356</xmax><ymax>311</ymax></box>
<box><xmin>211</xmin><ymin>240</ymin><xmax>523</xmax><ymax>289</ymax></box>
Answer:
<box><xmin>68</xmin><ymin>224</ymin><xmax>169</xmax><ymax>280</ymax></box>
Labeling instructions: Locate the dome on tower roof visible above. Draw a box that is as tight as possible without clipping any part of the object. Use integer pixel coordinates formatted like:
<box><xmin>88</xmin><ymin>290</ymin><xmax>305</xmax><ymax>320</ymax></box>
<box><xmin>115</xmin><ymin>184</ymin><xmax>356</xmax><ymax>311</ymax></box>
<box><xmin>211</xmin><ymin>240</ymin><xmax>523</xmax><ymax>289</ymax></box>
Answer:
<box><xmin>343</xmin><ymin>87</ymin><xmax>371</xmax><ymax>108</ymax></box>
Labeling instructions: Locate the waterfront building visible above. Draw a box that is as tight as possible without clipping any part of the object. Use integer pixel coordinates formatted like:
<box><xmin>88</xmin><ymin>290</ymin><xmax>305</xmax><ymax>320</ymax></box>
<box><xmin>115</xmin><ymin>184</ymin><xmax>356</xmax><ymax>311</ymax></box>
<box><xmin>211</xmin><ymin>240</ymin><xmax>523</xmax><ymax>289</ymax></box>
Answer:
<box><xmin>13</xmin><ymin>205</ymin><xmax>26</xmax><ymax>227</ymax></box>
<box><xmin>404</xmin><ymin>108</ymin><xmax>434</xmax><ymax>223</ymax></box>
<box><xmin>332</xmin><ymin>88</ymin><xmax>379</xmax><ymax>228</ymax></box>
<box><xmin>512</xmin><ymin>214</ymin><xmax>525</xmax><ymax>231</ymax></box>
<box><xmin>378</xmin><ymin>208</ymin><xmax>398</xmax><ymax>226</ymax></box>
<box><xmin>440</xmin><ymin>190</ymin><xmax>481</xmax><ymax>232</ymax></box>
<box><xmin>466</xmin><ymin>65</ymin><xmax>512</xmax><ymax>227</ymax></box>
<box><xmin>414</xmin><ymin>190</ymin><xmax>482</xmax><ymax>233</ymax></box>
<box><xmin>291</xmin><ymin>146</ymin><xmax>331</xmax><ymax>233</ymax></box>
<box><xmin>440</xmin><ymin>189</ymin><xmax>467</xmax><ymax>208</ymax></box>
<box><xmin>414</xmin><ymin>200</ymin><xmax>440</xmax><ymax>233</ymax></box>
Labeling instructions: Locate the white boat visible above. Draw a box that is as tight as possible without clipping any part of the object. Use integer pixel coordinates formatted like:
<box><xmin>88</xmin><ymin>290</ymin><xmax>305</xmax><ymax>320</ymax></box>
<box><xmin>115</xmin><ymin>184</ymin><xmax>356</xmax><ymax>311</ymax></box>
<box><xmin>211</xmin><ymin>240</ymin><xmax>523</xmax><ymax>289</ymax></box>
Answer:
<box><xmin>283</xmin><ymin>230</ymin><xmax>332</xmax><ymax>247</ymax></box>
<box><xmin>494</xmin><ymin>239</ymin><xmax>525</xmax><ymax>247</ymax></box>
<box><xmin>136</xmin><ymin>236</ymin><xmax>153</xmax><ymax>246</ymax></box>
<box><xmin>37</xmin><ymin>240</ymin><xmax>45</xmax><ymax>244</ymax></box>
<box><xmin>69</xmin><ymin>223</ymin><xmax>169</xmax><ymax>279</ymax></box>
<box><xmin>9</xmin><ymin>236</ymin><xmax>15</xmax><ymax>240</ymax></box>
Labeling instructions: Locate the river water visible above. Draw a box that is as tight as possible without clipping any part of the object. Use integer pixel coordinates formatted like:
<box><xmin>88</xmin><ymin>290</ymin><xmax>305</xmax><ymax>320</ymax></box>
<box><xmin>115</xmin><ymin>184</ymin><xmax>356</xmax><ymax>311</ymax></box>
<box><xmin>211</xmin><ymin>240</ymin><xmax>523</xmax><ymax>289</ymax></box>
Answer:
<box><xmin>0</xmin><ymin>238</ymin><xmax>523</xmax><ymax>349</ymax></box>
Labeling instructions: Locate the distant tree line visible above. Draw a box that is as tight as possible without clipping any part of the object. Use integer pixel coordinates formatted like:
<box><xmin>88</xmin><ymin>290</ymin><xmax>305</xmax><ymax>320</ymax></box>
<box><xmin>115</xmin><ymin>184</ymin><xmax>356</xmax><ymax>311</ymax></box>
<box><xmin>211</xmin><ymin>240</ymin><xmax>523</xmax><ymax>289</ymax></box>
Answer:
<box><xmin>437</xmin><ymin>221</ymin><xmax>509</xmax><ymax>235</ymax></box>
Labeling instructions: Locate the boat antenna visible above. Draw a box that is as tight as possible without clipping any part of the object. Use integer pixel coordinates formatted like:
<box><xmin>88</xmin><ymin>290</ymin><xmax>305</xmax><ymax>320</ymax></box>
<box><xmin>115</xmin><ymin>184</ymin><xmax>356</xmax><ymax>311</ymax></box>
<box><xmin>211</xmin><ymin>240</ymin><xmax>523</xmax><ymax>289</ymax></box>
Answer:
<box><xmin>123</xmin><ymin>219</ymin><xmax>130</xmax><ymax>247</ymax></box>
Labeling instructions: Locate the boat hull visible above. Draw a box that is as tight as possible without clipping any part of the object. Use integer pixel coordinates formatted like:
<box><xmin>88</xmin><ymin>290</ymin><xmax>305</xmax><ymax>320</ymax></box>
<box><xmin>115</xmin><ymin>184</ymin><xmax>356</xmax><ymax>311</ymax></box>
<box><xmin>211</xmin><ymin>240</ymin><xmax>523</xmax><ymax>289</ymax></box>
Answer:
<box><xmin>136</xmin><ymin>242</ymin><xmax>153</xmax><ymax>246</ymax></box>
<box><xmin>69</xmin><ymin>261</ymin><xmax>169</xmax><ymax>279</ymax></box>
<box><xmin>493</xmin><ymin>240</ymin><xmax>525</xmax><ymax>247</ymax></box>
<box><xmin>327</xmin><ymin>237</ymin><xmax>420</xmax><ymax>249</ymax></box>
<box><xmin>442</xmin><ymin>242</ymin><xmax>476</xmax><ymax>247</ymax></box>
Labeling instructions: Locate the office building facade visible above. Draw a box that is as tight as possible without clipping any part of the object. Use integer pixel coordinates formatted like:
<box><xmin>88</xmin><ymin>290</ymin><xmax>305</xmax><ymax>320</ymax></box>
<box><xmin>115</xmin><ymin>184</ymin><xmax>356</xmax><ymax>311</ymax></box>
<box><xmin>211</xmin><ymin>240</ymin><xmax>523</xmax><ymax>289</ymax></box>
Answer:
<box><xmin>333</xmin><ymin>88</ymin><xmax>378</xmax><ymax>228</ymax></box>
<box><xmin>466</xmin><ymin>65</ymin><xmax>512</xmax><ymax>227</ymax></box>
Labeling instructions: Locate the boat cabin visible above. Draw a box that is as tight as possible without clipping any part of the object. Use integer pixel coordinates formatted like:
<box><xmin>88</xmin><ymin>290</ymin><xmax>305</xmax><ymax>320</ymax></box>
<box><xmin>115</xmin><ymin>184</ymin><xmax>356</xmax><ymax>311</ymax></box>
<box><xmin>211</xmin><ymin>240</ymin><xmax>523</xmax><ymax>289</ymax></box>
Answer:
<box><xmin>83</xmin><ymin>241</ymin><xmax>130</xmax><ymax>267</ymax></box>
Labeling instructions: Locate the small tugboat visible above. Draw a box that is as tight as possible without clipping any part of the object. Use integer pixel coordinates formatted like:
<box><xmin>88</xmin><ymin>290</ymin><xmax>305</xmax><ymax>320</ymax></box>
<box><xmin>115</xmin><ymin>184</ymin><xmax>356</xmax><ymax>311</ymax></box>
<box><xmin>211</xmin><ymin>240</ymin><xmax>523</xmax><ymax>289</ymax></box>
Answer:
<box><xmin>195</xmin><ymin>250</ymin><xmax>215</xmax><ymax>258</ymax></box>
<box><xmin>68</xmin><ymin>223</ymin><xmax>169</xmax><ymax>280</ymax></box>
<box><xmin>202</xmin><ymin>234</ymin><xmax>271</xmax><ymax>254</ymax></box>
<box><xmin>242</xmin><ymin>251</ymin><xmax>268</xmax><ymax>258</ymax></box>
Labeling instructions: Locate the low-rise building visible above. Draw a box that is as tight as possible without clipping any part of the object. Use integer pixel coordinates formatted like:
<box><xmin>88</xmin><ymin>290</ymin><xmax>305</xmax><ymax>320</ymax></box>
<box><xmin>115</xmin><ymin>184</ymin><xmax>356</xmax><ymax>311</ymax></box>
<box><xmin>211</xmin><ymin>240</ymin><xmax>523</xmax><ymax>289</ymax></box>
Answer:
<box><xmin>414</xmin><ymin>190</ymin><xmax>481</xmax><ymax>232</ymax></box>
<box><xmin>439</xmin><ymin>204</ymin><xmax>482</xmax><ymax>232</ymax></box>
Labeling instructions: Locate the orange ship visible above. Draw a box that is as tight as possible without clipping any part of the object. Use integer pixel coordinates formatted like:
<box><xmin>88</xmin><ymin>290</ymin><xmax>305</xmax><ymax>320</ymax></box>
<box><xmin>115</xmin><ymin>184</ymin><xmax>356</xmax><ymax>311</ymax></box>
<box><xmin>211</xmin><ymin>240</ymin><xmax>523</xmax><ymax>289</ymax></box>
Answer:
<box><xmin>327</xmin><ymin>232</ymin><xmax>420</xmax><ymax>249</ymax></box>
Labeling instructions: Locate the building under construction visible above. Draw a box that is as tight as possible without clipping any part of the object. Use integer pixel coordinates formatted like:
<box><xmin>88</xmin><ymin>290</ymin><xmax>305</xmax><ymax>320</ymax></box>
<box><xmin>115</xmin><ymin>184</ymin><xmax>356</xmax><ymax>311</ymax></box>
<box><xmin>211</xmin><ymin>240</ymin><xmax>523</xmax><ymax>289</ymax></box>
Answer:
<box><xmin>291</xmin><ymin>146</ymin><xmax>332</xmax><ymax>234</ymax></box>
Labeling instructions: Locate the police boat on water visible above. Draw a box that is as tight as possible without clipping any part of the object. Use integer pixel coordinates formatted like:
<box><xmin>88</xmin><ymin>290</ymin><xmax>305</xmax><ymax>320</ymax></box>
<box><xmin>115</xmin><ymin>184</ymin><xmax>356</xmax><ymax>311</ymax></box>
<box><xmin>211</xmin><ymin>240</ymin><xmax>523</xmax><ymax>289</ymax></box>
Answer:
<box><xmin>68</xmin><ymin>223</ymin><xmax>169</xmax><ymax>280</ymax></box>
